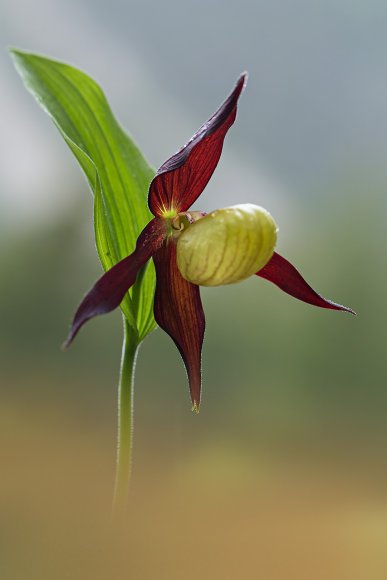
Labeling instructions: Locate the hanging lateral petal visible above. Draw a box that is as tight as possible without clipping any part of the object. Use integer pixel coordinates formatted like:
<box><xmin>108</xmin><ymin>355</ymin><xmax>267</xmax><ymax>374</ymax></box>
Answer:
<box><xmin>64</xmin><ymin>218</ymin><xmax>166</xmax><ymax>348</ymax></box>
<box><xmin>153</xmin><ymin>240</ymin><xmax>206</xmax><ymax>409</ymax></box>
<box><xmin>256</xmin><ymin>251</ymin><xmax>355</xmax><ymax>314</ymax></box>
<box><xmin>148</xmin><ymin>73</ymin><xmax>247</xmax><ymax>216</ymax></box>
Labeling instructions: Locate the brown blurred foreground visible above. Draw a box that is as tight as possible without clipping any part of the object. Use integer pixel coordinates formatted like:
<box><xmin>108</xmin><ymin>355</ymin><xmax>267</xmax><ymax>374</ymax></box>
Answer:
<box><xmin>1</xmin><ymin>384</ymin><xmax>387</xmax><ymax>580</ymax></box>
<box><xmin>1</xmin><ymin>187</ymin><xmax>386</xmax><ymax>578</ymax></box>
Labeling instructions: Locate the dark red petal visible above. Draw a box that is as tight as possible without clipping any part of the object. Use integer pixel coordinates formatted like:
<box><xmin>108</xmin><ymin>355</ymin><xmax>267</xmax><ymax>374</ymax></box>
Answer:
<box><xmin>148</xmin><ymin>74</ymin><xmax>247</xmax><ymax>217</ymax></box>
<box><xmin>63</xmin><ymin>218</ymin><xmax>166</xmax><ymax>348</ymax></box>
<box><xmin>153</xmin><ymin>240</ymin><xmax>205</xmax><ymax>409</ymax></box>
<box><xmin>257</xmin><ymin>251</ymin><xmax>355</xmax><ymax>314</ymax></box>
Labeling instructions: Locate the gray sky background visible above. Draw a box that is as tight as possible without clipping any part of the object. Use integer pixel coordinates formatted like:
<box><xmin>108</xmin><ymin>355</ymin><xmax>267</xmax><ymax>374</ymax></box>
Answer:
<box><xmin>1</xmin><ymin>0</ymin><xmax>386</xmax><ymax>229</ymax></box>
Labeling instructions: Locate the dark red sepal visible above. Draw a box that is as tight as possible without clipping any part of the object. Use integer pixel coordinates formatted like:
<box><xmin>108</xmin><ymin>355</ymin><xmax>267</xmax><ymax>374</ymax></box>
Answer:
<box><xmin>153</xmin><ymin>240</ymin><xmax>205</xmax><ymax>409</ymax></box>
<box><xmin>64</xmin><ymin>218</ymin><xmax>166</xmax><ymax>348</ymax></box>
<box><xmin>257</xmin><ymin>251</ymin><xmax>355</xmax><ymax>314</ymax></box>
<box><xmin>148</xmin><ymin>74</ymin><xmax>247</xmax><ymax>217</ymax></box>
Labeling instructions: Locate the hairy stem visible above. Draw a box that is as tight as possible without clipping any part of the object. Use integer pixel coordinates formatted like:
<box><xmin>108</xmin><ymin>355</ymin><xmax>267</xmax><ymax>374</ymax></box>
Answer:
<box><xmin>112</xmin><ymin>317</ymin><xmax>139</xmax><ymax>518</ymax></box>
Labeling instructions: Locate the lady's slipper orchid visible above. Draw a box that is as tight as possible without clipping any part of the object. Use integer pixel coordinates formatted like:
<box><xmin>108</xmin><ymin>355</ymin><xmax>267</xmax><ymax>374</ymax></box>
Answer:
<box><xmin>64</xmin><ymin>73</ymin><xmax>354</xmax><ymax>410</ymax></box>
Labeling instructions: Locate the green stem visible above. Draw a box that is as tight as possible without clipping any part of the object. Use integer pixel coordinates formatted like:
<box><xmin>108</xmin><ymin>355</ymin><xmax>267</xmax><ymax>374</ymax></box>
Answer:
<box><xmin>112</xmin><ymin>317</ymin><xmax>139</xmax><ymax>518</ymax></box>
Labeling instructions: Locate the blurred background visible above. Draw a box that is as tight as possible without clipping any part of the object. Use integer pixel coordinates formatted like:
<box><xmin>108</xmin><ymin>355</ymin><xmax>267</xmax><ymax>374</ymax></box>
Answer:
<box><xmin>1</xmin><ymin>0</ymin><xmax>387</xmax><ymax>578</ymax></box>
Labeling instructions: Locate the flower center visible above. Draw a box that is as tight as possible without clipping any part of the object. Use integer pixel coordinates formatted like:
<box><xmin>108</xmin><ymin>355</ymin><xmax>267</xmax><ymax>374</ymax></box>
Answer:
<box><xmin>170</xmin><ymin>211</ymin><xmax>206</xmax><ymax>238</ymax></box>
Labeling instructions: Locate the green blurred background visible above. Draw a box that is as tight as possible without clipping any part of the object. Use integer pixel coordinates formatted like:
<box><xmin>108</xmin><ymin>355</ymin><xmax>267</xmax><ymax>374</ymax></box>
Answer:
<box><xmin>1</xmin><ymin>1</ymin><xmax>387</xmax><ymax>578</ymax></box>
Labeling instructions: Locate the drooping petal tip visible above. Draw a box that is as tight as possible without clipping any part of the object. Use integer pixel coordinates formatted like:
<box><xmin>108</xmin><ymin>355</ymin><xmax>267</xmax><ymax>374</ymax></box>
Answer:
<box><xmin>192</xmin><ymin>401</ymin><xmax>200</xmax><ymax>414</ymax></box>
<box><xmin>63</xmin><ymin>218</ymin><xmax>166</xmax><ymax>348</ymax></box>
<box><xmin>257</xmin><ymin>252</ymin><xmax>356</xmax><ymax>314</ymax></box>
<box><xmin>153</xmin><ymin>240</ymin><xmax>205</xmax><ymax>408</ymax></box>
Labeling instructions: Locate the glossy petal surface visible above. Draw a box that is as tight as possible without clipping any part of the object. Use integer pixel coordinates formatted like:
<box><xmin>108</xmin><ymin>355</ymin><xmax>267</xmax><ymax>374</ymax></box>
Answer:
<box><xmin>64</xmin><ymin>219</ymin><xmax>166</xmax><ymax>347</ymax></box>
<box><xmin>153</xmin><ymin>241</ymin><xmax>205</xmax><ymax>408</ymax></box>
<box><xmin>257</xmin><ymin>252</ymin><xmax>355</xmax><ymax>314</ymax></box>
<box><xmin>148</xmin><ymin>74</ymin><xmax>247</xmax><ymax>216</ymax></box>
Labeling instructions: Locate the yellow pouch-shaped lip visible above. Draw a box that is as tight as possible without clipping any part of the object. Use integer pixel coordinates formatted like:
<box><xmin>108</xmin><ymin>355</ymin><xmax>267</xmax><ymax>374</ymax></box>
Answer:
<box><xmin>176</xmin><ymin>204</ymin><xmax>278</xmax><ymax>286</ymax></box>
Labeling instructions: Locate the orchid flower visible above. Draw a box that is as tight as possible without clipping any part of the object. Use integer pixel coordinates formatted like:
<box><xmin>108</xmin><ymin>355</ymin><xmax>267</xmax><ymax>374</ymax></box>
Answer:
<box><xmin>64</xmin><ymin>73</ymin><xmax>354</xmax><ymax>411</ymax></box>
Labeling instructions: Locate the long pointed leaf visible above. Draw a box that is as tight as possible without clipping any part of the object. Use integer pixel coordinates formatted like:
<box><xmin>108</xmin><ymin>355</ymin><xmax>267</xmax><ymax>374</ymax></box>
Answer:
<box><xmin>11</xmin><ymin>50</ymin><xmax>156</xmax><ymax>340</ymax></box>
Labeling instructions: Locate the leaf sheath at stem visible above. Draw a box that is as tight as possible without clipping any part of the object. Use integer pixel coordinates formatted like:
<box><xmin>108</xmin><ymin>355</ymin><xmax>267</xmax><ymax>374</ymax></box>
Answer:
<box><xmin>112</xmin><ymin>317</ymin><xmax>139</xmax><ymax>517</ymax></box>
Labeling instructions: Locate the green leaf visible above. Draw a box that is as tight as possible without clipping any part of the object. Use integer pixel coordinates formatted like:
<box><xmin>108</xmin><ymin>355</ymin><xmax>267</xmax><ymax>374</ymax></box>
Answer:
<box><xmin>11</xmin><ymin>49</ymin><xmax>157</xmax><ymax>342</ymax></box>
